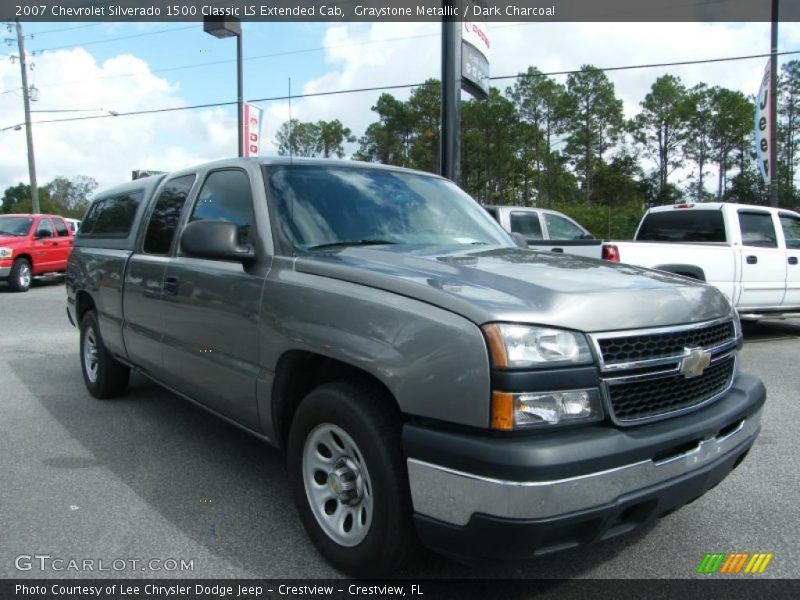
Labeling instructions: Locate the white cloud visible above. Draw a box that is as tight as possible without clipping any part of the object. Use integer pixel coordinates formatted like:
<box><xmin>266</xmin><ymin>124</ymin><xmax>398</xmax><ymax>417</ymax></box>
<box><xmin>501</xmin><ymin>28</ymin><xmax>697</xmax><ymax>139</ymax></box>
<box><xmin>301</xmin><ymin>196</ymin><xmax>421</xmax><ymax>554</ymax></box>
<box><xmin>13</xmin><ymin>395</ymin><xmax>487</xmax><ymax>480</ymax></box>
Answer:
<box><xmin>0</xmin><ymin>48</ymin><xmax>236</xmax><ymax>193</ymax></box>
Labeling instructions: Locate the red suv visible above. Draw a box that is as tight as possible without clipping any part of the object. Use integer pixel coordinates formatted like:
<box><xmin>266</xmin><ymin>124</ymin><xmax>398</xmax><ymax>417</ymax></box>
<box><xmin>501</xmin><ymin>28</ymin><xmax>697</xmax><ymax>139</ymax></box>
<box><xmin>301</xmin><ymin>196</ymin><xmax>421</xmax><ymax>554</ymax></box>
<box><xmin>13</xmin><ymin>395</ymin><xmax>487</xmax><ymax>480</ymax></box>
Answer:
<box><xmin>0</xmin><ymin>214</ymin><xmax>74</xmax><ymax>292</ymax></box>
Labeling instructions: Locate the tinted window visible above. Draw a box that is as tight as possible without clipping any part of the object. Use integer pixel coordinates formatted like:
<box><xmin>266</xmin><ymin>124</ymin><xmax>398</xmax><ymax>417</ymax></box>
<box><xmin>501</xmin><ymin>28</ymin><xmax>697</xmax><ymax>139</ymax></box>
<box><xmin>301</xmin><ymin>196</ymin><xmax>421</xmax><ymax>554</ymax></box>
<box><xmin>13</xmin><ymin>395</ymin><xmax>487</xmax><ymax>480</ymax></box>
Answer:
<box><xmin>266</xmin><ymin>166</ymin><xmax>511</xmax><ymax>250</ymax></box>
<box><xmin>545</xmin><ymin>213</ymin><xmax>586</xmax><ymax>240</ymax></box>
<box><xmin>190</xmin><ymin>170</ymin><xmax>253</xmax><ymax>246</ymax></box>
<box><xmin>53</xmin><ymin>218</ymin><xmax>69</xmax><ymax>237</ymax></box>
<box><xmin>35</xmin><ymin>219</ymin><xmax>54</xmax><ymax>238</ymax></box>
<box><xmin>739</xmin><ymin>211</ymin><xmax>777</xmax><ymax>248</ymax></box>
<box><xmin>143</xmin><ymin>176</ymin><xmax>196</xmax><ymax>255</ymax></box>
<box><xmin>80</xmin><ymin>192</ymin><xmax>143</xmax><ymax>237</ymax></box>
<box><xmin>637</xmin><ymin>210</ymin><xmax>726</xmax><ymax>242</ymax></box>
<box><xmin>780</xmin><ymin>214</ymin><xmax>800</xmax><ymax>250</ymax></box>
<box><xmin>0</xmin><ymin>216</ymin><xmax>33</xmax><ymax>236</ymax></box>
<box><xmin>510</xmin><ymin>212</ymin><xmax>543</xmax><ymax>239</ymax></box>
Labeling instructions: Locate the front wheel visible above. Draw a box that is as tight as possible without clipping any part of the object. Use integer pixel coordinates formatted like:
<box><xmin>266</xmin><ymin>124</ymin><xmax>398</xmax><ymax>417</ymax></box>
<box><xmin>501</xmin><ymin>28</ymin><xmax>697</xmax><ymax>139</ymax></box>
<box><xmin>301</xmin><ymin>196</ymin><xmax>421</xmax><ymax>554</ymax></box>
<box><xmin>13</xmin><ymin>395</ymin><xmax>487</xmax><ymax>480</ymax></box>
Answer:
<box><xmin>8</xmin><ymin>257</ymin><xmax>32</xmax><ymax>292</ymax></box>
<box><xmin>80</xmin><ymin>310</ymin><xmax>130</xmax><ymax>399</ymax></box>
<box><xmin>287</xmin><ymin>381</ymin><xmax>416</xmax><ymax>577</ymax></box>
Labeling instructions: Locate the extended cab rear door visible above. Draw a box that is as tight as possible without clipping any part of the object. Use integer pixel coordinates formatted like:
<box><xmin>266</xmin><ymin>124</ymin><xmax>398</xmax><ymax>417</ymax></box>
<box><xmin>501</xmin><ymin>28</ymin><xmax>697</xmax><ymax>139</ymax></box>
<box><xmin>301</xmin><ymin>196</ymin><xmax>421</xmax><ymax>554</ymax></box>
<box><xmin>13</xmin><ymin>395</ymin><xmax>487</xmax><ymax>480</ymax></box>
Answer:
<box><xmin>736</xmin><ymin>209</ymin><xmax>786</xmax><ymax>309</ymax></box>
<box><xmin>123</xmin><ymin>175</ymin><xmax>197</xmax><ymax>378</ymax></box>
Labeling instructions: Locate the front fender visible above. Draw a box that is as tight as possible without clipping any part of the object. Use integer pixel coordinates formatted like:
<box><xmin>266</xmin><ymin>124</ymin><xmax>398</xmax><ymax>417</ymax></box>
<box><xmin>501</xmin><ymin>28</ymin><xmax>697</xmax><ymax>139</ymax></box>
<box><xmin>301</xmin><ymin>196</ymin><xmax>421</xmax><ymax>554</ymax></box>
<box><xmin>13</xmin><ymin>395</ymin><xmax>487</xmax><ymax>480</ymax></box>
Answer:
<box><xmin>260</xmin><ymin>268</ymin><xmax>492</xmax><ymax>429</ymax></box>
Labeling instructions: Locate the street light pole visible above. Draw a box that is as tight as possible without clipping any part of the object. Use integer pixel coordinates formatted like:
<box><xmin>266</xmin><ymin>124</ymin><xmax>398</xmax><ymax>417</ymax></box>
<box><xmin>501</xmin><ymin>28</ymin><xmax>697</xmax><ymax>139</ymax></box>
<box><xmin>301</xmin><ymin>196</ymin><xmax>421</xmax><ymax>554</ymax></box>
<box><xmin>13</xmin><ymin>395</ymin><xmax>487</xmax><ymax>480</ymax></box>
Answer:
<box><xmin>15</xmin><ymin>18</ymin><xmax>39</xmax><ymax>213</ymax></box>
<box><xmin>203</xmin><ymin>16</ymin><xmax>243</xmax><ymax>158</ymax></box>
<box><xmin>440</xmin><ymin>4</ymin><xmax>461</xmax><ymax>185</ymax></box>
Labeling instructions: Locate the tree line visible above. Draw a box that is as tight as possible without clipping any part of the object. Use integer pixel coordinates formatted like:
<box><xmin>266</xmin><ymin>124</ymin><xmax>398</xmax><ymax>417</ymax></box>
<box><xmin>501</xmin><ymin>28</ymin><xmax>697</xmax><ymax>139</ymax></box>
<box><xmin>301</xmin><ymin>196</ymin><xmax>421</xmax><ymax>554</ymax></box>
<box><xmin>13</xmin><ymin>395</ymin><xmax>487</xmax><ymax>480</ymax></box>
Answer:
<box><xmin>1</xmin><ymin>175</ymin><xmax>98</xmax><ymax>218</ymax></box>
<box><xmin>276</xmin><ymin>61</ymin><xmax>800</xmax><ymax>213</ymax></box>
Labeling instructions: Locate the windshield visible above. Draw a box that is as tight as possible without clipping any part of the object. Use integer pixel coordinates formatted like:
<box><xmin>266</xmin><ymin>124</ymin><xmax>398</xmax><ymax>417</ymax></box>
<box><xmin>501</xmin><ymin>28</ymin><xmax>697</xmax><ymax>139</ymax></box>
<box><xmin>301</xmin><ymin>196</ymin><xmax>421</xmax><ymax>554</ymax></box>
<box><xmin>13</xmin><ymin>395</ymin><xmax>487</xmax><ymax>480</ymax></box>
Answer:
<box><xmin>0</xmin><ymin>216</ymin><xmax>33</xmax><ymax>236</ymax></box>
<box><xmin>265</xmin><ymin>165</ymin><xmax>513</xmax><ymax>251</ymax></box>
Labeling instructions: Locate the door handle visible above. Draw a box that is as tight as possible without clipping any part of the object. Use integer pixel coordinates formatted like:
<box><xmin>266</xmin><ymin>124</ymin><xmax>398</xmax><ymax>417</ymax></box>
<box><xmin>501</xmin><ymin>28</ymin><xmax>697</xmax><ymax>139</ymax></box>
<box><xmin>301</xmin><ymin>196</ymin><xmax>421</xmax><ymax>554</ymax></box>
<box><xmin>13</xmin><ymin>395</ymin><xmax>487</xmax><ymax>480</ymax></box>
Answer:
<box><xmin>746</xmin><ymin>255</ymin><xmax>758</xmax><ymax>265</ymax></box>
<box><xmin>790</xmin><ymin>257</ymin><xmax>799</xmax><ymax>266</ymax></box>
<box><xmin>163</xmin><ymin>276</ymin><xmax>179</xmax><ymax>296</ymax></box>
<box><xmin>550</xmin><ymin>248</ymin><xmax>564</xmax><ymax>253</ymax></box>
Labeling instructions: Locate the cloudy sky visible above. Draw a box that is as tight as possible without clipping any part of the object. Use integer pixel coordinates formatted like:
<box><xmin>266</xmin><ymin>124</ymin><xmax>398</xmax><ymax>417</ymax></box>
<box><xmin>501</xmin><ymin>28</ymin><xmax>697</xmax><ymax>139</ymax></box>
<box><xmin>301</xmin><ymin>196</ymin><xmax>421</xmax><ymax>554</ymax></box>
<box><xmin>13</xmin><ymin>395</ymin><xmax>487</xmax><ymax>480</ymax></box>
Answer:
<box><xmin>1</xmin><ymin>20</ymin><xmax>799</xmax><ymax>194</ymax></box>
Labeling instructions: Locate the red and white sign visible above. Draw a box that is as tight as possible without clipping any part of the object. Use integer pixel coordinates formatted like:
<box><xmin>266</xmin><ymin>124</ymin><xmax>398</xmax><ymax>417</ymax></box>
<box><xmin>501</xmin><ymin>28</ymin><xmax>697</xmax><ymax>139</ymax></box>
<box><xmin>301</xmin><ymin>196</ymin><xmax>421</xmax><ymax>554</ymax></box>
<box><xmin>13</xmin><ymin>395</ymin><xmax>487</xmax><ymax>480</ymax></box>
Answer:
<box><xmin>242</xmin><ymin>102</ymin><xmax>263</xmax><ymax>157</ymax></box>
<box><xmin>463</xmin><ymin>20</ymin><xmax>490</xmax><ymax>61</ymax></box>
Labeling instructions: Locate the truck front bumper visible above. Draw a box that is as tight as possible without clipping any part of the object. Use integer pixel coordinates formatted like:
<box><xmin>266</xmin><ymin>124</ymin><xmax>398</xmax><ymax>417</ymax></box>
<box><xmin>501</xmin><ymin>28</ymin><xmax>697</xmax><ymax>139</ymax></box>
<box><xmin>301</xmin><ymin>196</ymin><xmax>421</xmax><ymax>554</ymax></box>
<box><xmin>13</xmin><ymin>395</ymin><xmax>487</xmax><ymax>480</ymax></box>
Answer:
<box><xmin>404</xmin><ymin>372</ymin><xmax>765</xmax><ymax>559</ymax></box>
<box><xmin>0</xmin><ymin>265</ymin><xmax>11</xmax><ymax>279</ymax></box>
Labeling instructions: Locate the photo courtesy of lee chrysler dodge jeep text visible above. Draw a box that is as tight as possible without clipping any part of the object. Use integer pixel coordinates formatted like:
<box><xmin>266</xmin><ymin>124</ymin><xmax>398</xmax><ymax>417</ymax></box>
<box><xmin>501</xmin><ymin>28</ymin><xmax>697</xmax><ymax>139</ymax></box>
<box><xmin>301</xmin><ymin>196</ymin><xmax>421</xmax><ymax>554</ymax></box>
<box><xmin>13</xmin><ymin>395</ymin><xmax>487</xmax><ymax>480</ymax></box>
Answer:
<box><xmin>66</xmin><ymin>158</ymin><xmax>765</xmax><ymax>576</ymax></box>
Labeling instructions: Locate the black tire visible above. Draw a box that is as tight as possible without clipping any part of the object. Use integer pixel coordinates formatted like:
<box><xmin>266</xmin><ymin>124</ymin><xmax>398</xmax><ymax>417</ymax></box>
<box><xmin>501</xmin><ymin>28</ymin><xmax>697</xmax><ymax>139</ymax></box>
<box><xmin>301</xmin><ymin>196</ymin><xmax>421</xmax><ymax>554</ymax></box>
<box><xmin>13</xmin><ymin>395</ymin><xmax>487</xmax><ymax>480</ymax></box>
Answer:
<box><xmin>287</xmin><ymin>380</ymin><xmax>416</xmax><ymax>577</ymax></box>
<box><xmin>79</xmin><ymin>310</ymin><xmax>130</xmax><ymax>399</ymax></box>
<box><xmin>8</xmin><ymin>257</ymin><xmax>32</xmax><ymax>292</ymax></box>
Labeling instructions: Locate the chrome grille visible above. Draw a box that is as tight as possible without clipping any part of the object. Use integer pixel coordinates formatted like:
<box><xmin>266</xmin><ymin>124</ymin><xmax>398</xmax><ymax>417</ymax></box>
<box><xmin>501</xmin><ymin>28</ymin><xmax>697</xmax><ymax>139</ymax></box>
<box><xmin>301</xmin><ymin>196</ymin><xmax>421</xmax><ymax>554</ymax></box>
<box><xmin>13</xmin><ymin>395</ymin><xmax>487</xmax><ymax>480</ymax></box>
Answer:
<box><xmin>598</xmin><ymin>320</ymin><xmax>735</xmax><ymax>365</ymax></box>
<box><xmin>590</xmin><ymin>318</ymin><xmax>739</xmax><ymax>425</ymax></box>
<box><xmin>606</xmin><ymin>356</ymin><xmax>736</xmax><ymax>422</ymax></box>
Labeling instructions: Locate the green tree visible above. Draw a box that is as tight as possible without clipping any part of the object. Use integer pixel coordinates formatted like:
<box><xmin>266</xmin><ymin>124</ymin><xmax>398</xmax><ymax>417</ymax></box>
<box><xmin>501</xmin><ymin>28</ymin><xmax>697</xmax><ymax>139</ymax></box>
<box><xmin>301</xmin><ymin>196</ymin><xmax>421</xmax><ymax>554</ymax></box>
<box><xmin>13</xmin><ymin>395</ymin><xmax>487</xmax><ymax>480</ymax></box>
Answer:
<box><xmin>315</xmin><ymin>119</ymin><xmax>356</xmax><ymax>158</ymax></box>
<box><xmin>708</xmin><ymin>88</ymin><xmax>754</xmax><ymax>199</ymax></box>
<box><xmin>1</xmin><ymin>183</ymin><xmax>56</xmax><ymax>214</ymax></box>
<box><xmin>461</xmin><ymin>88</ymin><xmax>523</xmax><ymax>203</ymax></box>
<box><xmin>779</xmin><ymin>60</ymin><xmax>800</xmax><ymax>203</ymax></box>
<box><xmin>684</xmin><ymin>84</ymin><xmax>715</xmax><ymax>201</ymax></box>
<box><xmin>507</xmin><ymin>67</ymin><xmax>567</xmax><ymax>205</ymax></box>
<box><xmin>275</xmin><ymin>119</ymin><xmax>321</xmax><ymax>157</ymax></box>
<box><xmin>45</xmin><ymin>175</ymin><xmax>98</xmax><ymax>218</ymax></box>
<box><xmin>407</xmin><ymin>79</ymin><xmax>441</xmax><ymax>173</ymax></box>
<box><xmin>353</xmin><ymin>93</ymin><xmax>414</xmax><ymax>166</ymax></box>
<box><xmin>562</xmin><ymin>66</ymin><xmax>624</xmax><ymax>203</ymax></box>
<box><xmin>631</xmin><ymin>75</ymin><xmax>691</xmax><ymax>203</ymax></box>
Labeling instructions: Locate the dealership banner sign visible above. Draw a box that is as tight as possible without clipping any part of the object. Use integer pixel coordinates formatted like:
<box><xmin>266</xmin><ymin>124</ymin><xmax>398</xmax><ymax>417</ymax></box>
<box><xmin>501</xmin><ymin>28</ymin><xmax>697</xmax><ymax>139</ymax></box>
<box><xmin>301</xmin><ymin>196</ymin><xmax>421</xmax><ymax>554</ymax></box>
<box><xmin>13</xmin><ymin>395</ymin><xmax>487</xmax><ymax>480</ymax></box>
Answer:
<box><xmin>462</xmin><ymin>19</ymin><xmax>491</xmax><ymax>99</ymax></box>
<box><xmin>754</xmin><ymin>59</ymin><xmax>771</xmax><ymax>184</ymax></box>
<box><xmin>242</xmin><ymin>102</ymin><xmax>263</xmax><ymax>158</ymax></box>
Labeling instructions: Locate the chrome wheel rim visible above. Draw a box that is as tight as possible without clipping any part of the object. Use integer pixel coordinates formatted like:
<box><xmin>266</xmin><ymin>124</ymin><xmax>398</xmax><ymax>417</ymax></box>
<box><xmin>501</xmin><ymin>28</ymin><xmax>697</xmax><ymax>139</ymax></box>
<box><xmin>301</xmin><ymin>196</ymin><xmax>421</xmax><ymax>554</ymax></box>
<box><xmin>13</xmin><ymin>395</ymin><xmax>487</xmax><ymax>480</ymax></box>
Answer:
<box><xmin>19</xmin><ymin>263</ymin><xmax>31</xmax><ymax>288</ymax></box>
<box><xmin>302</xmin><ymin>423</ymin><xmax>373</xmax><ymax>547</ymax></box>
<box><xmin>83</xmin><ymin>328</ymin><xmax>99</xmax><ymax>383</ymax></box>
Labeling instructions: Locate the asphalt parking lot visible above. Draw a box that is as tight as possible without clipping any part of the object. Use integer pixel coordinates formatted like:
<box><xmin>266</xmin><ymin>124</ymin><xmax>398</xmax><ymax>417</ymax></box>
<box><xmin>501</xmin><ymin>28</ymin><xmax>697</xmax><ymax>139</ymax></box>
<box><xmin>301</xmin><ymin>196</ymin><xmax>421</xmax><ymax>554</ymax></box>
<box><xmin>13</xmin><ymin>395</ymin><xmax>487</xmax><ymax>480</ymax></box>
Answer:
<box><xmin>1</xmin><ymin>280</ymin><xmax>798</xmax><ymax>580</ymax></box>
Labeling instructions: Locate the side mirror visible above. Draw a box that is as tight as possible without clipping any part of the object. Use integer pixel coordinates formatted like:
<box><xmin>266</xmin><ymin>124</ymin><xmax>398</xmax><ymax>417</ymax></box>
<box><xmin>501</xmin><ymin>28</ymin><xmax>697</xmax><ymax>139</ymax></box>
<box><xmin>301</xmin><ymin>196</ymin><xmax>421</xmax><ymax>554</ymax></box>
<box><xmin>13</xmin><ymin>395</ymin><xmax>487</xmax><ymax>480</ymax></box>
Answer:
<box><xmin>509</xmin><ymin>232</ymin><xmax>529</xmax><ymax>248</ymax></box>
<box><xmin>579</xmin><ymin>233</ymin><xmax>596</xmax><ymax>240</ymax></box>
<box><xmin>180</xmin><ymin>220</ymin><xmax>255</xmax><ymax>262</ymax></box>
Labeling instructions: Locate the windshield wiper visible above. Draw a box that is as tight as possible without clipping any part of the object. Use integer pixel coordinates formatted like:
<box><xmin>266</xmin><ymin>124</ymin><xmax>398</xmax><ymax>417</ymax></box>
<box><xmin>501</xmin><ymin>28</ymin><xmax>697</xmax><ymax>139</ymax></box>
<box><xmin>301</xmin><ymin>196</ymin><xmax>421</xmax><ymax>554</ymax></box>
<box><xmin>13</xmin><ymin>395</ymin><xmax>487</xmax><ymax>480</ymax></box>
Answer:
<box><xmin>306</xmin><ymin>239</ymin><xmax>398</xmax><ymax>251</ymax></box>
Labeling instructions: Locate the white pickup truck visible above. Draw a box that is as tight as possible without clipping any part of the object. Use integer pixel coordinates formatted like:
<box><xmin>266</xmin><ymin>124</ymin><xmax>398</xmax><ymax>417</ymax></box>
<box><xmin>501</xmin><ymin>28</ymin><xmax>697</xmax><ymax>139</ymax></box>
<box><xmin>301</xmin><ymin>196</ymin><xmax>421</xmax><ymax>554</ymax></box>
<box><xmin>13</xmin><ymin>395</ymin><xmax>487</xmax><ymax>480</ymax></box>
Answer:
<box><xmin>483</xmin><ymin>205</ymin><xmax>603</xmax><ymax>258</ymax></box>
<box><xmin>602</xmin><ymin>202</ymin><xmax>800</xmax><ymax>318</ymax></box>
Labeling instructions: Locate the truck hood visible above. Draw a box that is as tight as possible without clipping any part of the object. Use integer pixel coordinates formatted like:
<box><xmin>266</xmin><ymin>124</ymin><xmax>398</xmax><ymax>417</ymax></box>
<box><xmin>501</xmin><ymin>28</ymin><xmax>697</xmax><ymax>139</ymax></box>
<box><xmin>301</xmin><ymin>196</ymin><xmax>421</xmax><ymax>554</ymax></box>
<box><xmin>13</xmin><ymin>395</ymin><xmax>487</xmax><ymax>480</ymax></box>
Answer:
<box><xmin>295</xmin><ymin>245</ymin><xmax>732</xmax><ymax>332</ymax></box>
<box><xmin>0</xmin><ymin>235</ymin><xmax>29</xmax><ymax>247</ymax></box>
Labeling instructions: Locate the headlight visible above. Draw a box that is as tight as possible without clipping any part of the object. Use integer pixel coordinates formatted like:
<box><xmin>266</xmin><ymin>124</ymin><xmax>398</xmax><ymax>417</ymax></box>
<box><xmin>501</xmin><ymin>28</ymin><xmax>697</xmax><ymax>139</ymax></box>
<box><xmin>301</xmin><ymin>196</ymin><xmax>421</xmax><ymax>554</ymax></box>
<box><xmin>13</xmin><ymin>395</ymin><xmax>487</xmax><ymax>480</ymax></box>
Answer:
<box><xmin>0</xmin><ymin>247</ymin><xmax>13</xmax><ymax>259</ymax></box>
<box><xmin>491</xmin><ymin>389</ymin><xmax>604</xmax><ymax>430</ymax></box>
<box><xmin>732</xmin><ymin>309</ymin><xmax>743</xmax><ymax>340</ymax></box>
<box><xmin>482</xmin><ymin>323</ymin><xmax>593</xmax><ymax>368</ymax></box>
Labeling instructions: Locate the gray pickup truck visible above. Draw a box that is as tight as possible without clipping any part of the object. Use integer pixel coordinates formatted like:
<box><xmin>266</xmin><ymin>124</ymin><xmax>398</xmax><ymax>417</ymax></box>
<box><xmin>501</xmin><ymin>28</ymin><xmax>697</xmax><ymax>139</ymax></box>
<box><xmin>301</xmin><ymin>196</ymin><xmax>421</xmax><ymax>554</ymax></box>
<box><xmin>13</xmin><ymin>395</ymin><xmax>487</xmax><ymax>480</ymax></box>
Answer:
<box><xmin>67</xmin><ymin>158</ymin><xmax>765</xmax><ymax>576</ymax></box>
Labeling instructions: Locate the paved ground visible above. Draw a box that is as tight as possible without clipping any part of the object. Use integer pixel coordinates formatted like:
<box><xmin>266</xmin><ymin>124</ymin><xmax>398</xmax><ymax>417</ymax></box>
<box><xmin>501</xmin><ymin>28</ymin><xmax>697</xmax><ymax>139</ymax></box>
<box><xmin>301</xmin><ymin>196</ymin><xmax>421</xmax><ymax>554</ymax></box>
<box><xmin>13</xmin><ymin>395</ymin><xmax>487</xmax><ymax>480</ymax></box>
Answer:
<box><xmin>1</xmin><ymin>280</ymin><xmax>798</xmax><ymax>579</ymax></box>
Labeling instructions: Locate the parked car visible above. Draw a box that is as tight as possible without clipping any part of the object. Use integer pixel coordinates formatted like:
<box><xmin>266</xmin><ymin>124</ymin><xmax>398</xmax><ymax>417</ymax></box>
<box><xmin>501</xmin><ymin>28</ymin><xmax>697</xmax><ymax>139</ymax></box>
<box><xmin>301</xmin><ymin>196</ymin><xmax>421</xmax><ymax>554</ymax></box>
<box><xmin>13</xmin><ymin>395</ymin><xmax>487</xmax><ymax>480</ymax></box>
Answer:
<box><xmin>483</xmin><ymin>205</ymin><xmax>602</xmax><ymax>258</ymax></box>
<box><xmin>602</xmin><ymin>202</ymin><xmax>800</xmax><ymax>318</ymax></box>
<box><xmin>67</xmin><ymin>159</ymin><xmax>764</xmax><ymax>576</ymax></box>
<box><xmin>65</xmin><ymin>218</ymin><xmax>81</xmax><ymax>234</ymax></box>
<box><xmin>0</xmin><ymin>213</ymin><xmax>74</xmax><ymax>292</ymax></box>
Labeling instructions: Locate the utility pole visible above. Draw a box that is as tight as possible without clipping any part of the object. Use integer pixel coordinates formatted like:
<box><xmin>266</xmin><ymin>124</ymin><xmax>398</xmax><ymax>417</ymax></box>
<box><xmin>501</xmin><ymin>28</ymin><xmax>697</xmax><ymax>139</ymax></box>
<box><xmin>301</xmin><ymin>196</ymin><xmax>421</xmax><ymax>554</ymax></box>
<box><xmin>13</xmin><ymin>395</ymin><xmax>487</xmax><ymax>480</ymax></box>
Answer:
<box><xmin>769</xmin><ymin>0</ymin><xmax>779</xmax><ymax>207</ymax></box>
<box><xmin>440</xmin><ymin>3</ymin><xmax>461</xmax><ymax>185</ymax></box>
<box><xmin>15</xmin><ymin>18</ymin><xmax>39</xmax><ymax>213</ymax></box>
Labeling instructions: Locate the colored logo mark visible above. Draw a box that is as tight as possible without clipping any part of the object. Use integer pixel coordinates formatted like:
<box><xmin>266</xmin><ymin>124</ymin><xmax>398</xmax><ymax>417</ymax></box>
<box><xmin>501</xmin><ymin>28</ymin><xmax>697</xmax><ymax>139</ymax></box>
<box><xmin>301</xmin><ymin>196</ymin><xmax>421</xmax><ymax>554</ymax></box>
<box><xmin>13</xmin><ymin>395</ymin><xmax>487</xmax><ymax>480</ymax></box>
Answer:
<box><xmin>697</xmin><ymin>552</ymin><xmax>773</xmax><ymax>574</ymax></box>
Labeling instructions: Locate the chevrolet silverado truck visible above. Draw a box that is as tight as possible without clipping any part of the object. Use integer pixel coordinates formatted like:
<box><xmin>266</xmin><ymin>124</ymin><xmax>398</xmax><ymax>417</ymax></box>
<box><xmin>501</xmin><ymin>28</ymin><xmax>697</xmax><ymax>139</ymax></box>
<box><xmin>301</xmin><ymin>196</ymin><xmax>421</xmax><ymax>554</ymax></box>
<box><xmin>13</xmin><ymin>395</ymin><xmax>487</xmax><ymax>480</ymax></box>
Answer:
<box><xmin>602</xmin><ymin>202</ymin><xmax>800</xmax><ymax>318</ymax></box>
<box><xmin>66</xmin><ymin>159</ymin><xmax>765</xmax><ymax>576</ymax></box>
<box><xmin>0</xmin><ymin>213</ymin><xmax>74</xmax><ymax>292</ymax></box>
<box><xmin>483</xmin><ymin>204</ymin><xmax>602</xmax><ymax>258</ymax></box>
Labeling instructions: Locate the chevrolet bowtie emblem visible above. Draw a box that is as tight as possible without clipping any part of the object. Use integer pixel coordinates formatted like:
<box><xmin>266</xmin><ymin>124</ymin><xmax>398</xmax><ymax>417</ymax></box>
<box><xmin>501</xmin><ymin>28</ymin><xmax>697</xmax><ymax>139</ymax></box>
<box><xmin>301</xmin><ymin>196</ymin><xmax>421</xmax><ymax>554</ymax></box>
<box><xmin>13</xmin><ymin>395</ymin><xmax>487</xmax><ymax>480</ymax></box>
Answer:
<box><xmin>680</xmin><ymin>347</ymin><xmax>712</xmax><ymax>378</ymax></box>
